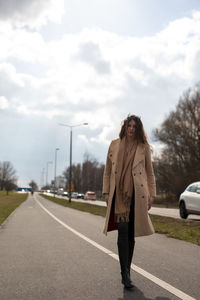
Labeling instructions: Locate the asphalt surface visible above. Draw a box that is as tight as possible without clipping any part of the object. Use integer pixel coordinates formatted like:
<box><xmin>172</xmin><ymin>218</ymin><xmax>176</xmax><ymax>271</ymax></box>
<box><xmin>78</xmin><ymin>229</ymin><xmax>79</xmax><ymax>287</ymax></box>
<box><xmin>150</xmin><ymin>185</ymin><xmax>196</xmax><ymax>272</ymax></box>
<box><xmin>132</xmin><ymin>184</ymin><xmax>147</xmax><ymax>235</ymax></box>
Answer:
<box><xmin>0</xmin><ymin>193</ymin><xmax>199</xmax><ymax>300</ymax></box>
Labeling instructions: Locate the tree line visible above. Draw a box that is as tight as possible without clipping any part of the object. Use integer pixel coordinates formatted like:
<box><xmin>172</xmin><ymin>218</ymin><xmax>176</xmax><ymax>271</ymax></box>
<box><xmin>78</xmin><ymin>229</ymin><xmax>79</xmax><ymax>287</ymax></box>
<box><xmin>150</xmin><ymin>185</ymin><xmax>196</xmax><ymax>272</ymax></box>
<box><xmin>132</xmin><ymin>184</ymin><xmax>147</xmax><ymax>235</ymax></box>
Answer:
<box><xmin>63</xmin><ymin>153</ymin><xmax>105</xmax><ymax>197</ymax></box>
<box><xmin>153</xmin><ymin>83</ymin><xmax>200</xmax><ymax>200</ymax></box>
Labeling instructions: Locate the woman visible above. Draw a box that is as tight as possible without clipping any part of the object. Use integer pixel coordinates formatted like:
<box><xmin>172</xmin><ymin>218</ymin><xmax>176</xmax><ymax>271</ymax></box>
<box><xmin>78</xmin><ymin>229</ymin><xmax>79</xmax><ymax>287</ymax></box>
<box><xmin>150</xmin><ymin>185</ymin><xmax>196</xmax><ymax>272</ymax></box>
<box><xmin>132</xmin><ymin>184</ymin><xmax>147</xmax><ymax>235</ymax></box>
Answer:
<box><xmin>102</xmin><ymin>115</ymin><xmax>156</xmax><ymax>289</ymax></box>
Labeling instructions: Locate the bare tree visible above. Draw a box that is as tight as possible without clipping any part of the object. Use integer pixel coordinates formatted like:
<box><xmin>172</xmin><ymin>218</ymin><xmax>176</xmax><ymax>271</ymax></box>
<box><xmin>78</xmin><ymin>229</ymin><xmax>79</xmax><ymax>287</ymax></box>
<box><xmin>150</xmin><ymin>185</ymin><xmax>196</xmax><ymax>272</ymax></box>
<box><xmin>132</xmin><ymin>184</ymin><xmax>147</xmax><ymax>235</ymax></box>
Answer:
<box><xmin>4</xmin><ymin>180</ymin><xmax>17</xmax><ymax>195</ymax></box>
<box><xmin>29</xmin><ymin>180</ymin><xmax>38</xmax><ymax>192</ymax></box>
<box><xmin>81</xmin><ymin>152</ymin><xmax>99</xmax><ymax>193</ymax></box>
<box><xmin>0</xmin><ymin>161</ymin><xmax>17</xmax><ymax>194</ymax></box>
<box><xmin>63</xmin><ymin>152</ymin><xmax>105</xmax><ymax>195</ymax></box>
<box><xmin>153</xmin><ymin>84</ymin><xmax>200</xmax><ymax>197</ymax></box>
<box><xmin>93</xmin><ymin>163</ymin><xmax>105</xmax><ymax>198</ymax></box>
<box><xmin>63</xmin><ymin>163</ymin><xmax>82</xmax><ymax>192</ymax></box>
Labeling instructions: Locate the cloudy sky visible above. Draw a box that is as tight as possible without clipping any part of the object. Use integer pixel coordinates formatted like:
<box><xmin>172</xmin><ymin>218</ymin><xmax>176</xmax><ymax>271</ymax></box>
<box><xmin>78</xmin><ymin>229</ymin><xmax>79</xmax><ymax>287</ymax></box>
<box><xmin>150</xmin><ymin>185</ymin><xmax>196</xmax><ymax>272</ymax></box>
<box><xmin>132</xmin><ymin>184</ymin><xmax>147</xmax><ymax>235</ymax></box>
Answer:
<box><xmin>1</xmin><ymin>0</ymin><xmax>200</xmax><ymax>188</ymax></box>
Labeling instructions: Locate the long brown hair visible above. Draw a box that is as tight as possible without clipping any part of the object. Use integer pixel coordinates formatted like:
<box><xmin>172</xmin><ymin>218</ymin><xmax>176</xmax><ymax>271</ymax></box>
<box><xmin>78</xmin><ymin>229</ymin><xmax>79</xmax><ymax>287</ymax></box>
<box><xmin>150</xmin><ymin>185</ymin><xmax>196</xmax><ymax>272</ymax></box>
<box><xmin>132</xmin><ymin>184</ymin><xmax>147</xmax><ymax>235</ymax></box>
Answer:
<box><xmin>119</xmin><ymin>114</ymin><xmax>148</xmax><ymax>144</ymax></box>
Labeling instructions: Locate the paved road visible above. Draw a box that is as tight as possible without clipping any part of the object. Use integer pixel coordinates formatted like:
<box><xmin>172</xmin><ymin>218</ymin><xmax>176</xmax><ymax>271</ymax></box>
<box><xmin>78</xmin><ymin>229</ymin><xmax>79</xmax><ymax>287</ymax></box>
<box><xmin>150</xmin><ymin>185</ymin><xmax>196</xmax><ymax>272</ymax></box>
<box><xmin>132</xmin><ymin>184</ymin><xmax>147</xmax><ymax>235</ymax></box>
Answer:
<box><xmin>0</xmin><ymin>193</ymin><xmax>199</xmax><ymax>300</ymax></box>
<box><xmin>149</xmin><ymin>207</ymin><xmax>200</xmax><ymax>220</ymax></box>
<box><xmin>46</xmin><ymin>193</ymin><xmax>200</xmax><ymax>220</ymax></box>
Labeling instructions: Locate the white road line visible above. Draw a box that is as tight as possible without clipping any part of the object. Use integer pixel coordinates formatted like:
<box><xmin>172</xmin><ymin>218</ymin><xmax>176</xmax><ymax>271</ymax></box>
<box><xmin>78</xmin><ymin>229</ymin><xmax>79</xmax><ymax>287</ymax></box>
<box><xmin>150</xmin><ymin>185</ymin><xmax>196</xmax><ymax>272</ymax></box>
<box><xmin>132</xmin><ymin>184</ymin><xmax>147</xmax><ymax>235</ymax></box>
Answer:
<box><xmin>35</xmin><ymin>197</ymin><xmax>196</xmax><ymax>300</ymax></box>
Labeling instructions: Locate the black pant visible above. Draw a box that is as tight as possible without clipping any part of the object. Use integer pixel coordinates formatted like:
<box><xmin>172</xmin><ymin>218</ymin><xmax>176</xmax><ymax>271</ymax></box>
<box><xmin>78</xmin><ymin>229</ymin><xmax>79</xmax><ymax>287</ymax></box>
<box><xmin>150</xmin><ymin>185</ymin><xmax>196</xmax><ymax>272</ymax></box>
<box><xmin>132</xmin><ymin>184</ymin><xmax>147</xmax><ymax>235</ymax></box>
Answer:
<box><xmin>117</xmin><ymin>193</ymin><xmax>135</xmax><ymax>273</ymax></box>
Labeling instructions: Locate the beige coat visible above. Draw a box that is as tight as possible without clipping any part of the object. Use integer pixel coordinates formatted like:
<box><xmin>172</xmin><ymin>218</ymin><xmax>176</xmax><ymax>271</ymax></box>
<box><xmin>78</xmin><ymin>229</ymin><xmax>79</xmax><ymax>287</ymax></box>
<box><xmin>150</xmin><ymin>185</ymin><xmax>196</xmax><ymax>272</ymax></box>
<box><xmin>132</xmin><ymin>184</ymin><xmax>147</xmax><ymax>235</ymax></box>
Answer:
<box><xmin>102</xmin><ymin>138</ymin><xmax>156</xmax><ymax>237</ymax></box>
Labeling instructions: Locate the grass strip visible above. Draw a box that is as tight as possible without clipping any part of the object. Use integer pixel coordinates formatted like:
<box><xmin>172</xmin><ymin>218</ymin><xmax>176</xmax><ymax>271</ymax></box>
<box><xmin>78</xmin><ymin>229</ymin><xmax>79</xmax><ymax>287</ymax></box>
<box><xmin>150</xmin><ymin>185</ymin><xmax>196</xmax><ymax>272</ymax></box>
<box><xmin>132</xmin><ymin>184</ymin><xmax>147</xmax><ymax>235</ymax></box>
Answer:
<box><xmin>150</xmin><ymin>214</ymin><xmax>200</xmax><ymax>246</ymax></box>
<box><xmin>40</xmin><ymin>194</ymin><xmax>107</xmax><ymax>217</ymax></box>
<box><xmin>40</xmin><ymin>194</ymin><xmax>200</xmax><ymax>246</ymax></box>
<box><xmin>0</xmin><ymin>191</ymin><xmax>28</xmax><ymax>225</ymax></box>
<box><xmin>152</xmin><ymin>203</ymin><xmax>179</xmax><ymax>208</ymax></box>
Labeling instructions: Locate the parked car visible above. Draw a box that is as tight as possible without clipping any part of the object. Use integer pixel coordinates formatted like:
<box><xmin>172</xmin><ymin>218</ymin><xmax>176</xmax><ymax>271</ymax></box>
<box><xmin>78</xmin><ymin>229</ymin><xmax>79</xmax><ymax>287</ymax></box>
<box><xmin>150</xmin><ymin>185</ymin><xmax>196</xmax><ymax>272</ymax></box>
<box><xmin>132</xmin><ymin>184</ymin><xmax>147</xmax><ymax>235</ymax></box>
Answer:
<box><xmin>71</xmin><ymin>192</ymin><xmax>78</xmax><ymax>199</ymax></box>
<box><xmin>62</xmin><ymin>191</ymin><xmax>68</xmax><ymax>197</ymax></box>
<box><xmin>179</xmin><ymin>181</ymin><xmax>200</xmax><ymax>219</ymax></box>
<box><xmin>84</xmin><ymin>191</ymin><xmax>96</xmax><ymax>200</ymax></box>
<box><xmin>77</xmin><ymin>193</ymin><xmax>84</xmax><ymax>199</ymax></box>
<box><xmin>57</xmin><ymin>188</ymin><xmax>64</xmax><ymax>195</ymax></box>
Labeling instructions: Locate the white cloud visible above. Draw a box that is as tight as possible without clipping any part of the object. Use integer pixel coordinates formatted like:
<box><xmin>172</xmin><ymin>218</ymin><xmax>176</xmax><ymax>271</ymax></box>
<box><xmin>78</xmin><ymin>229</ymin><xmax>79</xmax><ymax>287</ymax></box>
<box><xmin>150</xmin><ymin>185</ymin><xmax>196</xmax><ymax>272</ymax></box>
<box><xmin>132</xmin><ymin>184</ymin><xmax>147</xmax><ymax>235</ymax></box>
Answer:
<box><xmin>0</xmin><ymin>96</ymin><xmax>9</xmax><ymax>110</ymax></box>
<box><xmin>0</xmin><ymin>25</ymin><xmax>46</xmax><ymax>62</ymax></box>
<box><xmin>1</xmin><ymin>5</ymin><xmax>200</xmax><ymax>186</ymax></box>
<box><xmin>0</xmin><ymin>63</ymin><xmax>25</xmax><ymax>87</ymax></box>
<box><xmin>1</xmin><ymin>10</ymin><xmax>200</xmax><ymax>147</ymax></box>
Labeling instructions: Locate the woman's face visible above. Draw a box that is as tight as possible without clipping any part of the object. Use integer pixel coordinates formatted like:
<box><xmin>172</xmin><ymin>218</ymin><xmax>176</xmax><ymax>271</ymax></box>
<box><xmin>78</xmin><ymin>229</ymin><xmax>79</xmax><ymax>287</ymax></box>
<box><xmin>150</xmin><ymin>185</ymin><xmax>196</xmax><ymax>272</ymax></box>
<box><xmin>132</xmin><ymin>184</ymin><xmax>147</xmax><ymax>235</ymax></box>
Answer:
<box><xmin>126</xmin><ymin>119</ymin><xmax>136</xmax><ymax>138</ymax></box>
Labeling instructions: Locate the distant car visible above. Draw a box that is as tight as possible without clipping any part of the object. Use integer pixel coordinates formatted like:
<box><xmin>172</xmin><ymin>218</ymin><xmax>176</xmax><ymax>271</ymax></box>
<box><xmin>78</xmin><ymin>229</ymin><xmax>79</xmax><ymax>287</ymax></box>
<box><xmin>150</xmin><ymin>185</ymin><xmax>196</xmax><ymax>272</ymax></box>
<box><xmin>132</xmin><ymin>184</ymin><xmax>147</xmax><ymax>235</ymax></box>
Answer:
<box><xmin>62</xmin><ymin>191</ymin><xmax>68</xmax><ymax>197</ymax></box>
<box><xmin>84</xmin><ymin>191</ymin><xmax>96</xmax><ymax>200</ymax></box>
<box><xmin>57</xmin><ymin>188</ymin><xmax>64</xmax><ymax>195</ymax></box>
<box><xmin>71</xmin><ymin>192</ymin><xmax>78</xmax><ymax>199</ymax></box>
<box><xmin>77</xmin><ymin>193</ymin><xmax>84</xmax><ymax>199</ymax></box>
<box><xmin>179</xmin><ymin>182</ymin><xmax>200</xmax><ymax>219</ymax></box>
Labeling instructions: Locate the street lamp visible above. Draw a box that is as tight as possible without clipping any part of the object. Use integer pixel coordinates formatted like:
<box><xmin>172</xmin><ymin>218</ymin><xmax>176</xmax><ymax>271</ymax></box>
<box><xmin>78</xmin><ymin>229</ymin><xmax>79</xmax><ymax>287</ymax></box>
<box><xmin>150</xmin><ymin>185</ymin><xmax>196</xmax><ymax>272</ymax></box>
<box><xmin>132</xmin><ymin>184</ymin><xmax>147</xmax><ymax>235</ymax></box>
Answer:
<box><xmin>46</xmin><ymin>161</ymin><xmax>53</xmax><ymax>187</ymax></box>
<box><xmin>54</xmin><ymin>148</ymin><xmax>60</xmax><ymax>197</ymax></box>
<box><xmin>41</xmin><ymin>168</ymin><xmax>45</xmax><ymax>189</ymax></box>
<box><xmin>59</xmin><ymin>122</ymin><xmax>88</xmax><ymax>203</ymax></box>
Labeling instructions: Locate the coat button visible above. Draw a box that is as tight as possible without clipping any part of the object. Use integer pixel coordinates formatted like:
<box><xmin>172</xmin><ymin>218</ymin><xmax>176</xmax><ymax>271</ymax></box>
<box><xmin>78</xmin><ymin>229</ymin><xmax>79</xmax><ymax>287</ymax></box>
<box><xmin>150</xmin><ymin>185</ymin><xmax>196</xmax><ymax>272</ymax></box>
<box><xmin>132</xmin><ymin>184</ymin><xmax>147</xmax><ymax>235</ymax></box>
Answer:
<box><xmin>142</xmin><ymin>196</ymin><xmax>144</xmax><ymax>198</ymax></box>
<box><xmin>133</xmin><ymin>173</ymin><xmax>136</xmax><ymax>176</ymax></box>
<box><xmin>115</xmin><ymin>171</ymin><xmax>117</xmax><ymax>174</ymax></box>
<box><xmin>140</xmin><ymin>172</ymin><xmax>142</xmax><ymax>175</ymax></box>
<box><xmin>141</xmin><ymin>184</ymin><xmax>143</xmax><ymax>187</ymax></box>
<box><xmin>112</xmin><ymin>162</ymin><xmax>115</xmax><ymax>165</ymax></box>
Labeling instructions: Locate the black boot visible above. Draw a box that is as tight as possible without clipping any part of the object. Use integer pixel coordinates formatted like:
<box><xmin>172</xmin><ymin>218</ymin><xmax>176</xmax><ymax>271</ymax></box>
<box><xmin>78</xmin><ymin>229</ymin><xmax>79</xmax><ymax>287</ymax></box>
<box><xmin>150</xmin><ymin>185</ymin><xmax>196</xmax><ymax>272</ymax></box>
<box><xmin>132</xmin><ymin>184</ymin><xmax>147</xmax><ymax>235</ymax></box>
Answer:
<box><xmin>127</xmin><ymin>212</ymin><xmax>135</xmax><ymax>284</ymax></box>
<box><xmin>127</xmin><ymin>239</ymin><xmax>135</xmax><ymax>285</ymax></box>
<box><xmin>121</xmin><ymin>270</ymin><xmax>134</xmax><ymax>289</ymax></box>
<box><xmin>117</xmin><ymin>222</ymin><xmax>134</xmax><ymax>289</ymax></box>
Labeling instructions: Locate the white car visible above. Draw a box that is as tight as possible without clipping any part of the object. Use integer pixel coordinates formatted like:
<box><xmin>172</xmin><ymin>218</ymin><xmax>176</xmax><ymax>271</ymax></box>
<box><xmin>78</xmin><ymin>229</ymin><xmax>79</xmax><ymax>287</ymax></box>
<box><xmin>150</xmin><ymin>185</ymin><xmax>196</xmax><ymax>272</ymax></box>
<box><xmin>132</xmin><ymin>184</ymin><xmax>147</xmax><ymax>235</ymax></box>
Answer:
<box><xmin>62</xmin><ymin>191</ymin><xmax>68</xmax><ymax>197</ymax></box>
<box><xmin>71</xmin><ymin>192</ymin><xmax>78</xmax><ymax>199</ymax></box>
<box><xmin>179</xmin><ymin>181</ymin><xmax>200</xmax><ymax>219</ymax></box>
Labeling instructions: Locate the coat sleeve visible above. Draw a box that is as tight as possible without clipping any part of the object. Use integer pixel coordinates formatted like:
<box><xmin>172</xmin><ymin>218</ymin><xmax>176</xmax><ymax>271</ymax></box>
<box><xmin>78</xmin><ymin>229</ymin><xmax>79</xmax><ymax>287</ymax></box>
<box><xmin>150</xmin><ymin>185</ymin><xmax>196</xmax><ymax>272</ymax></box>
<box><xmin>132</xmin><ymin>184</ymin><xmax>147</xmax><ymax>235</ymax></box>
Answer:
<box><xmin>145</xmin><ymin>145</ymin><xmax>156</xmax><ymax>197</ymax></box>
<box><xmin>102</xmin><ymin>141</ymin><xmax>113</xmax><ymax>195</ymax></box>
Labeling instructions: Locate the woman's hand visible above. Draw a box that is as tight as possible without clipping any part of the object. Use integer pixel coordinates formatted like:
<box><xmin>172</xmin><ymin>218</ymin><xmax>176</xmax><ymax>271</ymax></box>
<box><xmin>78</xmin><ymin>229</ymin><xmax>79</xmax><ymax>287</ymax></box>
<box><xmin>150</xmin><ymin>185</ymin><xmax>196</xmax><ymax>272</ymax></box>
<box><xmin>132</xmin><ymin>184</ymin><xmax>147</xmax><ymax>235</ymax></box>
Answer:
<box><xmin>148</xmin><ymin>196</ymin><xmax>154</xmax><ymax>210</ymax></box>
<box><xmin>105</xmin><ymin>194</ymin><xmax>109</xmax><ymax>206</ymax></box>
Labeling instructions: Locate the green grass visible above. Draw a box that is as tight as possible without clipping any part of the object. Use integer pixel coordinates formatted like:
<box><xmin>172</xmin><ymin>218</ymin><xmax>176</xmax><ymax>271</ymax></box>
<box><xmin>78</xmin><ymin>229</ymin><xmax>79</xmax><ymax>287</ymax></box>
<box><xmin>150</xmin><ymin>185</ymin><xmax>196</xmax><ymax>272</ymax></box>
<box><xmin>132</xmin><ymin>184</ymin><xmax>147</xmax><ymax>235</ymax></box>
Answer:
<box><xmin>40</xmin><ymin>194</ymin><xmax>200</xmax><ymax>246</ymax></box>
<box><xmin>40</xmin><ymin>194</ymin><xmax>107</xmax><ymax>217</ymax></box>
<box><xmin>150</xmin><ymin>215</ymin><xmax>200</xmax><ymax>246</ymax></box>
<box><xmin>0</xmin><ymin>191</ymin><xmax>28</xmax><ymax>225</ymax></box>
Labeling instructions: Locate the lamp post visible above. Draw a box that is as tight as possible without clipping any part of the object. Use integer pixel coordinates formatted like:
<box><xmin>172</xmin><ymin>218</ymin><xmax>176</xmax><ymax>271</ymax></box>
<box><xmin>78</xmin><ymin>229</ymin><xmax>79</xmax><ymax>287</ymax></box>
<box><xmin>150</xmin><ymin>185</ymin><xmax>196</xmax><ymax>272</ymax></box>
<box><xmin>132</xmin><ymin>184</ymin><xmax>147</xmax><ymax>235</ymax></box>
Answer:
<box><xmin>54</xmin><ymin>148</ymin><xmax>60</xmax><ymax>197</ymax></box>
<box><xmin>41</xmin><ymin>168</ymin><xmax>45</xmax><ymax>189</ymax></box>
<box><xmin>59</xmin><ymin>122</ymin><xmax>88</xmax><ymax>203</ymax></box>
<box><xmin>46</xmin><ymin>161</ymin><xmax>53</xmax><ymax>187</ymax></box>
